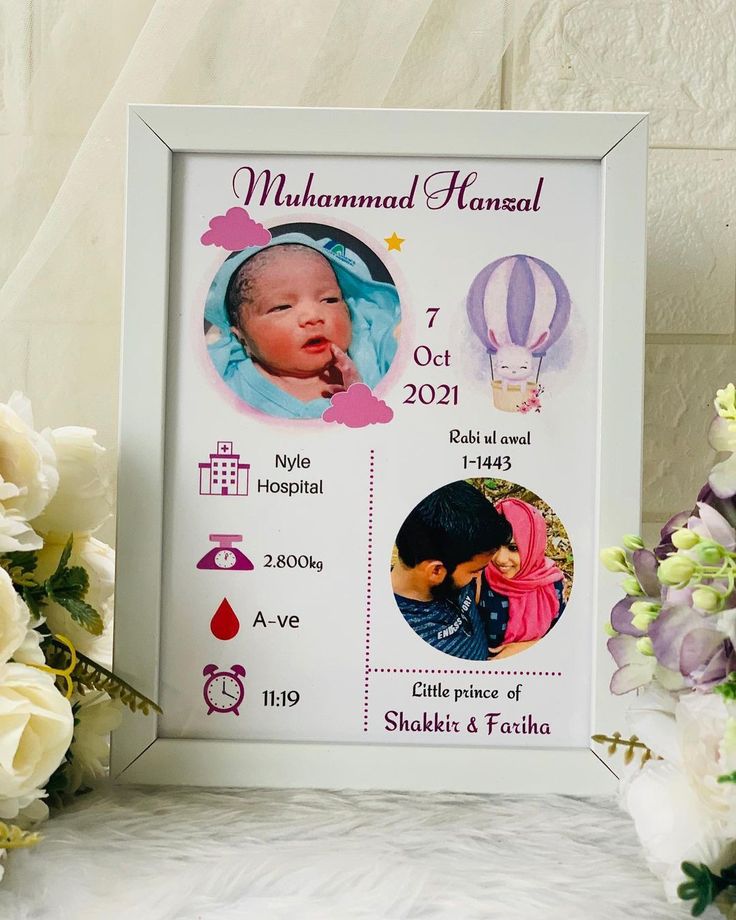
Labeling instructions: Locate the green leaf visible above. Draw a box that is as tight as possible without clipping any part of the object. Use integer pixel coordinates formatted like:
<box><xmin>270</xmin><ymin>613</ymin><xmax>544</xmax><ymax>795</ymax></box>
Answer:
<box><xmin>678</xmin><ymin>862</ymin><xmax>730</xmax><ymax>916</ymax></box>
<box><xmin>0</xmin><ymin>550</ymin><xmax>38</xmax><ymax>576</ymax></box>
<box><xmin>67</xmin><ymin>645</ymin><xmax>163</xmax><ymax>715</ymax></box>
<box><xmin>21</xmin><ymin>583</ymin><xmax>47</xmax><ymax>618</ymax></box>
<box><xmin>55</xmin><ymin>536</ymin><xmax>73</xmax><ymax>575</ymax></box>
<box><xmin>715</xmin><ymin>672</ymin><xmax>736</xmax><ymax>701</ymax></box>
<box><xmin>718</xmin><ymin>771</ymin><xmax>736</xmax><ymax>784</ymax></box>
<box><xmin>47</xmin><ymin>564</ymin><xmax>89</xmax><ymax>603</ymax></box>
<box><xmin>55</xmin><ymin>596</ymin><xmax>103</xmax><ymax>635</ymax></box>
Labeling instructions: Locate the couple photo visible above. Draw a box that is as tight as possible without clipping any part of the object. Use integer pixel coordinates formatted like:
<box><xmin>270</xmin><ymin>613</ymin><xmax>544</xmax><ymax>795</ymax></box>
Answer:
<box><xmin>391</xmin><ymin>479</ymin><xmax>572</xmax><ymax>661</ymax></box>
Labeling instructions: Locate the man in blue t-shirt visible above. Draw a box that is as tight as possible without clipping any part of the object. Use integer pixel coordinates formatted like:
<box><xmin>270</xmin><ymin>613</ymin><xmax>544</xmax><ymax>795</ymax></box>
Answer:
<box><xmin>392</xmin><ymin>481</ymin><xmax>512</xmax><ymax>660</ymax></box>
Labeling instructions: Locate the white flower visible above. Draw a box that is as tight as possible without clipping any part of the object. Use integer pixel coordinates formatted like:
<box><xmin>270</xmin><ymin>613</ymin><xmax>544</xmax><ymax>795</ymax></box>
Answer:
<box><xmin>0</xmin><ymin>508</ymin><xmax>43</xmax><ymax>553</ymax></box>
<box><xmin>717</xmin><ymin>608</ymin><xmax>736</xmax><ymax>644</ymax></box>
<box><xmin>0</xmin><ymin>662</ymin><xmax>73</xmax><ymax>817</ymax></box>
<box><xmin>709</xmin><ymin>413</ymin><xmax>736</xmax><ymax>498</ymax></box>
<box><xmin>66</xmin><ymin>692</ymin><xmax>122</xmax><ymax>794</ymax></box>
<box><xmin>710</xmin><ymin>414</ymin><xmax>736</xmax><ymax>453</ymax></box>
<box><xmin>32</xmin><ymin>427</ymin><xmax>112</xmax><ymax>536</ymax></box>
<box><xmin>710</xmin><ymin>453</ymin><xmax>736</xmax><ymax>499</ymax></box>
<box><xmin>11</xmin><ymin>625</ymin><xmax>45</xmax><ymax>668</ymax></box>
<box><xmin>0</xmin><ymin>786</ymin><xmax>48</xmax><ymax>824</ymax></box>
<box><xmin>0</xmin><ymin>393</ymin><xmax>58</xmax><ymax>523</ymax></box>
<box><xmin>623</xmin><ymin>760</ymin><xmax>735</xmax><ymax>901</ymax></box>
<box><xmin>35</xmin><ymin>535</ymin><xmax>114</xmax><ymax>665</ymax></box>
<box><xmin>0</xmin><ymin>567</ymin><xmax>32</xmax><ymax>666</ymax></box>
<box><xmin>15</xmin><ymin>795</ymin><xmax>49</xmax><ymax>828</ymax></box>
<box><xmin>622</xmin><ymin>690</ymin><xmax>736</xmax><ymax>900</ymax></box>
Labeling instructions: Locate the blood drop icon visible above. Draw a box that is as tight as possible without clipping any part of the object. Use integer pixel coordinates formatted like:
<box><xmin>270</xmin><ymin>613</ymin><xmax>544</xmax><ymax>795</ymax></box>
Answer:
<box><xmin>210</xmin><ymin>598</ymin><xmax>240</xmax><ymax>640</ymax></box>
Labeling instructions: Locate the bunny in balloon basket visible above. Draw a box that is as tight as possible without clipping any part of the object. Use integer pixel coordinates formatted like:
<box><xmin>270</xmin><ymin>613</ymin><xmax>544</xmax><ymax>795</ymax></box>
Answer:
<box><xmin>466</xmin><ymin>255</ymin><xmax>571</xmax><ymax>413</ymax></box>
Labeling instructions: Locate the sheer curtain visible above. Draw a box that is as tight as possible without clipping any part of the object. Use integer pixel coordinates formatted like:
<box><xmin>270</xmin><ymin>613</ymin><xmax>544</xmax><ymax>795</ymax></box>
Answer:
<box><xmin>0</xmin><ymin>0</ymin><xmax>533</xmax><ymax>455</ymax></box>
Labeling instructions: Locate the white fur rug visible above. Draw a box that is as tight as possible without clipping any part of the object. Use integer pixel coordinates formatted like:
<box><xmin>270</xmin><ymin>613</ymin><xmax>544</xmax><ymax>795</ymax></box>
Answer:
<box><xmin>0</xmin><ymin>785</ymin><xmax>693</xmax><ymax>919</ymax></box>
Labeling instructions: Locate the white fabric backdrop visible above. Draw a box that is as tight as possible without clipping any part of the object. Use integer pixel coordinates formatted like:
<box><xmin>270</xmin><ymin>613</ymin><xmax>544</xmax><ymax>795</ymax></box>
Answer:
<box><xmin>0</xmin><ymin>0</ymin><xmax>532</xmax><ymax>498</ymax></box>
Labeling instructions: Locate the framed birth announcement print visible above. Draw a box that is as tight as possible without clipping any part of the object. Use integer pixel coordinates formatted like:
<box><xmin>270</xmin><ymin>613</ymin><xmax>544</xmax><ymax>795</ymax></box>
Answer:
<box><xmin>113</xmin><ymin>106</ymin><xmax>647</xmax><ymax>793</ymax></box>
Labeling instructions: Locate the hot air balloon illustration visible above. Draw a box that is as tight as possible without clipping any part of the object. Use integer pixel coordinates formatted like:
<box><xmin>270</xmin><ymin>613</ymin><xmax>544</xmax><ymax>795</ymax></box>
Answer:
<box><xmin>466</xmin><ymin>254</ymin><xmax>571</xmax><ymax>412</ymax></box>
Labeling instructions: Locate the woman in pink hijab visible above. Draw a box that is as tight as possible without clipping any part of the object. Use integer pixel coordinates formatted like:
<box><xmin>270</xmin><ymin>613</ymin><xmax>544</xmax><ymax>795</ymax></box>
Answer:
<box><xmin>479</xmin><ymin>498</ymin><xmax>566</xmax><ymax>655</ymax></box>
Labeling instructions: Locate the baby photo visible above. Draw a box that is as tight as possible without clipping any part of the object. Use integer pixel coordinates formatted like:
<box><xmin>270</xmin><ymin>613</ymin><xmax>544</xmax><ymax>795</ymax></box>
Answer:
<box><xmin>204</xmin><ymin>224</ymin><xmax>401</xmax><ymax>419</ymax></box>
<box><xmin>391</xmin><ymin>478</ymin><xmax>573</xmax><ymax>661</ymax></box>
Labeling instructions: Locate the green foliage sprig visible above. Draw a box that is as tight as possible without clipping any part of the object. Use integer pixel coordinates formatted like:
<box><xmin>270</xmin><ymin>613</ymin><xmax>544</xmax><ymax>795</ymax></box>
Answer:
<box><xmin>0</xmin><ymin>823</ymin><xmax>42</xmax><ymax>850</ymax></box>
<box><xmin>1</xmin><ymin>536</ymin><xmax>102</xmax><ymax>634</ymax></box>
<box><xmin>678</xmin><ymin>862</ymin><xmax>736</xmax><ymax>916</ymax></box>
<box><xmin>591</xmin><ymin>732</ymin><xmax>656</xmax><ymax>766</ymax></box>
<box><xmin>44</xmin><ymin>637</ymin><xmax>161</xmax><ymax>715</ymax></box>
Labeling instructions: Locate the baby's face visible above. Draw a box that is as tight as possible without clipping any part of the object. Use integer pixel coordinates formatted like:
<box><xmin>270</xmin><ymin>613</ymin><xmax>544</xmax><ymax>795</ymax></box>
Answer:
<box><xmin>236</xmin><ymin>249</ymin><xmax>352</xmax><ymax>377</ymax></box>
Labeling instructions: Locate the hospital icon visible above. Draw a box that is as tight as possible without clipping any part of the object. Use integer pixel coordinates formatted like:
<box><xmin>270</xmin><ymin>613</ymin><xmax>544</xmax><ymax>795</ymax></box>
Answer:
<box><xmin>199</xmin><ymin>440</ymin><xmax>250</xmax><ymax>496</ymax></box>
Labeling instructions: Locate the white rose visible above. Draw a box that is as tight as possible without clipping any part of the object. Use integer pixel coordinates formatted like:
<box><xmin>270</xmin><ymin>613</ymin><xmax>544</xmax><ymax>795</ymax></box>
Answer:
<box><xmin>66</xmin><ymin>691</ymin><xmax>122</xmax><ymax>794</ymax></box>
<box><xmin>623</xmin><ymin>690</ymin><xmax>736</xmax><ymax>900</ymax></box>
<box><xmin>0</xmin><ymin>662</ymin><xmax>73</xmax><ymax>816</ymax></box>
<box><xmin>0</xmin><ymin>508</ymin><xmax>43</xmax><ymax>553</ymax></box>
<box><xmin>0</xmin><ymin>788</ymin><xmax>48</xmax><ymax>825</ymax></box>
<box><xmin>0</xmin><ymin>567</ymin><xmax>31</xmax><ymax>665</ymax></box>
<box><xmin>0</xmin><ymin>393</ymin><xmax>58</xmax><ymax>523</ymax></box>
<box><xmin>32</xmin><ymin>427</ymin><xmax>112</xmax><ymax>536</ymax></box>
<box><xmin>35</xmin><ymin>535</ymin><xmax>114</xmax><ymax>665</ymax></box>
<box><xmin>623</xmin><ymin>759</ymin><xmax>733</xmax><ymax>900</ymax></box>
<box><xmin>11</xmin><ymin>624</ymin><xmax>45</xmax><ymax>667</ymax></box>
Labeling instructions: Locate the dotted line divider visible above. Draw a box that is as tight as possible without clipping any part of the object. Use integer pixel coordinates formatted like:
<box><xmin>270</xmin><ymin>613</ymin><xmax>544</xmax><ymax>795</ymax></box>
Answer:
<box><xmin>363</xmin><ymin>449</ymin><xmax>375</xmax><ymax>731</ymax></box>
<box><xmin>371</xmin><ymin>668</ymin><xmax>563</xmax><ymax>677</ymax></box>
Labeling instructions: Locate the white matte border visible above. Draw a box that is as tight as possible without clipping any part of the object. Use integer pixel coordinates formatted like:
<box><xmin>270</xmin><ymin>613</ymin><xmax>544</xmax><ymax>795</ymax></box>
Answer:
<box><xmin>113</xmin><ymin>106</ymin><xmax>648</xmax><ymax>793</ymax></box>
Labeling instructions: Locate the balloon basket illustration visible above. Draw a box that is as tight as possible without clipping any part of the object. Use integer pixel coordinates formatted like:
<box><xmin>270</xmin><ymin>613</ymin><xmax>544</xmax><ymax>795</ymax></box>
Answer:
<box><xmin>467</xmin><ymin>254</ymin><xmax>571</xmax><ymax>414</ymax></box>
<box><xmin>491</xmin><ymin>379</ymin><xmax>537</xmax><ymax>412</ymax></box>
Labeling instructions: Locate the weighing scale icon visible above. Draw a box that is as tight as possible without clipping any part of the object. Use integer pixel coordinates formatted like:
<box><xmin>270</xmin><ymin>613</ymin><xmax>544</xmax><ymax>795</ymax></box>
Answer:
<box><xmin>196</xmin><ymin>534</ymin><xmax>254</xmax><ymax>571</ymax></box>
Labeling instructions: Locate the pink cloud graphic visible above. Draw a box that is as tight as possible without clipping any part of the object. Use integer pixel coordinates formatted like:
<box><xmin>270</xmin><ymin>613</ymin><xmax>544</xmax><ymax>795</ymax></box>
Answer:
<box><xmin>322</xmin><ymin>383</ymin><xmax>394</xmax><ymax>428</ymax></box>
<box><xmin>201</xmin><ymin>207</ymin><xmax>271</xmax><ymax>250</ymax></box>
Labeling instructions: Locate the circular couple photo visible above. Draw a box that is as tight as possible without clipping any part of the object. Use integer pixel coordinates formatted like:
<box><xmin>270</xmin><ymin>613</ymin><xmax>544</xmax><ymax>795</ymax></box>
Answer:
<box><xmin>204</xmin><ymin>222</ymin><xmax>401</xmax><ymax>420</ymax></box>
<box><xmin>391</xmin><ymin>478</ymin><xmax>573</xmax><ymax>661</ymax></box>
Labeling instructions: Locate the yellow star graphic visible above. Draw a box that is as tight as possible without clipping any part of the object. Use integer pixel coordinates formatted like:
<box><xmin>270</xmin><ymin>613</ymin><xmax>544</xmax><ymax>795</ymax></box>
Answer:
<box><xmin>384</xmin><ymin>232</ymin><xmax>405</xmax><ymax>252</ymax></box>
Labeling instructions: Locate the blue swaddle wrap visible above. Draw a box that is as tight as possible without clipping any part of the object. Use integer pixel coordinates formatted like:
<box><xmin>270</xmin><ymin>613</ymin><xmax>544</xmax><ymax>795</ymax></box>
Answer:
<box><xmin>204</xmin><ymin>233</ymin><xmax>401</xmax><ymax>419</ymax></box>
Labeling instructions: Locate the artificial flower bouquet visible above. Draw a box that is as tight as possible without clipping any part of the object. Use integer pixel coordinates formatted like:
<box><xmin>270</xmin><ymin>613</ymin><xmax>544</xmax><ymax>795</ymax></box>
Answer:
<box><xmin>601</xmin><ymin>384</ymin><xmax>736</xmax><ymax>917</ymax></box>
<box><xmin>0</xmin><ymin>393</ymin><xmax>155</xmax><ymax>880</ymax></box>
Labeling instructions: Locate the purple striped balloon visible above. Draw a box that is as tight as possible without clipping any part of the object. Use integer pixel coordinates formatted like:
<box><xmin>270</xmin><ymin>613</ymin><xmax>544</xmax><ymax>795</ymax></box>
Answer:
<box><xmin>466</xmin><ymin>255</ymin><xmax>571</xmax><ymax>356</ymax></box>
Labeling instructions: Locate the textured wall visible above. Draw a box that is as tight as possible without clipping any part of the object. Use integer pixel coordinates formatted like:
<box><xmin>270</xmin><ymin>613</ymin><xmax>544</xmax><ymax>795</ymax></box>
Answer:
<box><xmin>1</xmin><ymin>0</ymin><xmax>734</xmax><ymax>546</ymax></box>
<box><xmin>509</xmin><ymin>0</ymin><xmax>736</xmax><ymax>542</ymax></box>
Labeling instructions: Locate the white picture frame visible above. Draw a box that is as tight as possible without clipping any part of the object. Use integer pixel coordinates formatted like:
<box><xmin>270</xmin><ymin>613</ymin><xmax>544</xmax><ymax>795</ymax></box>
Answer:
<box><xmin>113</xmin><ymin>105</ymin><xmax>647</xmax><ymax>794</ymax></box>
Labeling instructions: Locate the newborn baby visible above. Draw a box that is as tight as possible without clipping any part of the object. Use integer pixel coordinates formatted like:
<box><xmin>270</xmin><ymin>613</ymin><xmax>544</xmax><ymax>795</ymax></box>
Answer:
<box><xmin>205</xmin><ymin>233</ymin><xmax>401</xmax><ymax>419</ymax></box>
<box><xmin>225</xmin><ymin>244</ymin><xmax>360</xmax><ymax>403</ymax></box>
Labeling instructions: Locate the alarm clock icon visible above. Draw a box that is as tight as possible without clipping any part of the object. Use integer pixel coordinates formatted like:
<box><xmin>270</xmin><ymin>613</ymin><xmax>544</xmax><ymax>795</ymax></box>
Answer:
<box><xmin>202</xmin><ymin>663</ymin><xmax>246</xmax><ymax>715</ymax></box>
<box><xmin>196</xmin><ymin>534</ymin><xmax>254</xmax><ymax>571</ymax></box>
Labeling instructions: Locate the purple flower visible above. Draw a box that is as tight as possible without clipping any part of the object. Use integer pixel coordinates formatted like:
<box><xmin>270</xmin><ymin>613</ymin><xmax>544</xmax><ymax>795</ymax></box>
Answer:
<box><xmin>696</xmin><ymin>483</ymin><xmax>736</xmax><ymax>531</ymax></box>
<box><xmin>611</xmin><ymin>597</ymin><xmax>646</xmax><ymax>637</ymax></box>
<box><xmin>608</xmin><ymin>636</ymin><xmax>655</xmax><ymax>694</ymax></box>
<box><xmin>632</xmin><ymin>549</ymin><xmax>661</xmax><ymax>596</ymax></box>
<box><xmin>648</xmin><ymin>606</ymin><xmax>735</xmax><ymax>689</ymax></box>
<box><xmin>655</xmin><ymin>510</ymin><xmax>693</xmax><ymax>561</ymax></box>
